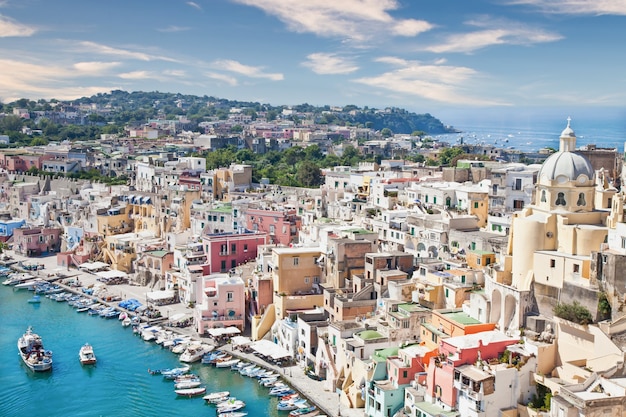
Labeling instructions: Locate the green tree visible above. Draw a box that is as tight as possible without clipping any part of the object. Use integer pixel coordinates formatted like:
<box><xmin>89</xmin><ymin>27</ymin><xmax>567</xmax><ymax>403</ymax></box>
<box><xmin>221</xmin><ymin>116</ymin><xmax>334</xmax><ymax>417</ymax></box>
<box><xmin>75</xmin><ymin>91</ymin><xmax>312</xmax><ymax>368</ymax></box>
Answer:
<box><xmin>296</xmin><ymin>161</ymin><xmax>322</xmax><ymax>188</ymax></box>
<box><xmin>380</xmin><ymin>128</ymin><xmax>392</xmax><ymax>138</ymax></box>
<box><xmin>438</xmin><ymin>147</ymin><xmax>464</xmax><ymax>166</ymax></box>
<box><xmin>553</xmin><ymin>301</ymin><xmax>593</xmax><ymax>325</ymax></box>
<box><xmin>0</xmin><ymin>115</ymin><xmax>23</xmax><ymax>132</ymax></box>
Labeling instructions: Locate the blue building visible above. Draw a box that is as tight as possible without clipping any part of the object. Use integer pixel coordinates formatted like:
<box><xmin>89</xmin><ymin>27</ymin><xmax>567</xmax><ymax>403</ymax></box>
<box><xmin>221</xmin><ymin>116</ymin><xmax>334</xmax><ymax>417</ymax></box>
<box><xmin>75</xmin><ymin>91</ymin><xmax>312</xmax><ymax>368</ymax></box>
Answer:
<box><xmin>0</xmin><ymin>218</ymin><xmax>26</xmax><ymax>242</ymax></box>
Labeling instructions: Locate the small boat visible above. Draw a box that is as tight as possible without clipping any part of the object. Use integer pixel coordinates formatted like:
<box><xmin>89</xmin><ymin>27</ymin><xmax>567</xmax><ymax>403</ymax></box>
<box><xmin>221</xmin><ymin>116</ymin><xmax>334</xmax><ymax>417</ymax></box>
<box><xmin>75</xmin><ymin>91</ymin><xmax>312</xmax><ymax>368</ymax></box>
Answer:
<box><xmin>270</xmin><ymin>387</ymin><xmax>295</xmax><ymax>397</ymax></box>
<box><xmin>121</xmin><ymin>317</ymin><xmax>132</xmax><ymax>327</ymax></box>
<box><xmin>148</xmin><ymin>365</ymin><xmax>190</xmax><ymax>376</ymax></box>
<box><xmin>174</xmin><ymin>379</ymin><xmax>202</xmax><ymax>389</ymax></box>
<box><xmin>217</xmin><ymin>399</ymin><xmax>246</xmax><ymax>412</ymax></box>
<box><xmin>218</xmin><ymin>413</ymin><xmax>247</xmax><ymax>417</ymax></box>
<box><xmin>27</xmin><ymin>295</ymin><xmax>42</xmax><ymax>304</ymax></box>
<box><xmin>203</xmin><ymin>391</ymin><xmax>230</xmax><ymax>403</ymax></box>
<box><xmin>79</xmin><ymin>343</ymin><xmax>97</xmax><ymax>365</ymax></box>
<box><xmin>216</xmin><ymin>359</ymin><xmax>240</xmax><ymax>368</ymax></box>
<box><xmin>17</xmin><ymin>326</ymin><xmax>53</xmax><ymax>372</ymax></box>
<box><xmin>175</xmin><ymin>387</ymin><xmax>206</xmax><ymax>397</ymax></box>
<box><xmin>174</xmin><ymin>373</ymin><xmax>200</xmax><ymax>382</ymax></box>
<box><xmin>179</xmin><ymin>343</ymin><xmax>214</xmax><ymax>363</ymax></box>
<box><xmin>277</xmin><ymin>398</ymin><xmax>308</xmax><ymax>411</ymax></box>
<box><xmin>289</xmin><ymin>405</ymin><xmax>319</xmax><ymax>417</ymax></box>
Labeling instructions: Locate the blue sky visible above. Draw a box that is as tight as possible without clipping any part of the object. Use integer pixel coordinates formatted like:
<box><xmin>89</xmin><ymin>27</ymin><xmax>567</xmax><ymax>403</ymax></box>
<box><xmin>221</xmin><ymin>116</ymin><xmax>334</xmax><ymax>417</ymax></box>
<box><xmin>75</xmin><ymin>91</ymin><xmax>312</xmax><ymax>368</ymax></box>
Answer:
<box><xmin>1</xmin><ymin>0</ymin><xmax>625</xmax><ymax>116</ymax></box>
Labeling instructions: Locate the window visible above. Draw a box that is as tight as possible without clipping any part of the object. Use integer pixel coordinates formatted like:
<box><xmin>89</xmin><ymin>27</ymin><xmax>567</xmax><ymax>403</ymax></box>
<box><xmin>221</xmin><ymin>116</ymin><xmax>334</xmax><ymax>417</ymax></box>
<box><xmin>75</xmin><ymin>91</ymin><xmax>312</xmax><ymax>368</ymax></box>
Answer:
<box><xmin>220</xmin><ymin>260</ymin><xmax>226</xmax><ymax>271</ymax></box>
<box><xmin>476</xmin><ymin>258</ymin><xmax>481</xmax><ymax>265</ymax></box>
<box><xmin>227</xmin><ymin>291</ymin><xmax>233</xmax><ymax>302</ymax></box>
<box><xmin>231</xmin><ymin>243</ymin><xmax>237</xmax><ymax>254</ymax></box>
<box><xmin>445</xmin><ymin>288</ymin><xmax>449</xmax><ymax>297</ymax></box>
<box><xmin>244</xmin><ymin>244</ymin><xmax>248</xmax><ymax>252</ymax></box>
<box><xmin>622</xmin><ymin>237</ymin><xmax>626</xmax><ymax>249</ymax></box>
<box><xmin>555</xmin><ymin>192</ymin><xmax>566</xmax><ymax>206</ymax></box>
<box><xmin>541</xmin><ymin>190</ymin><xmax>547</xmax><ymax>202</ymax></box>
<box><xmin>304</xmin><ymin>277</ymin><xmax>310</xmax><ymax>284</ymax></box>
<box><xmin>573</xmin><ymin>264</ymin><xmax>580</xmax><ymax>273</ymax></box>
<box><xmin>515</xmin><ymin>178</ymin><xmax>522</xmax><ymax>191</ymax></box>
<box><xmin>220</xmin><ymin>244</ymin><xmax>227</xmax><ymax>255</ymax></box>
<box><xmin>231</xmin><ymin>260</ymin><xmax>236</xmax><ymax>268</ymax></box>
<box><xmin>550</xmin><ymin>259</ymin><xmax>556</xmax><ymax>268</ymax></box>
<box><xmin>577</xmin><ymin>193</ymin><xmax>586</xmax><ymax>206</ymax></box>
<box><xmin>474</xmin><ymin>202</ymin><xmax>479</xmax><ymax>209</ymax></box>
<box><xmin>293</xmin><ymin>257</ymin><xmax>299</xmax><ymax>266</ymax></box>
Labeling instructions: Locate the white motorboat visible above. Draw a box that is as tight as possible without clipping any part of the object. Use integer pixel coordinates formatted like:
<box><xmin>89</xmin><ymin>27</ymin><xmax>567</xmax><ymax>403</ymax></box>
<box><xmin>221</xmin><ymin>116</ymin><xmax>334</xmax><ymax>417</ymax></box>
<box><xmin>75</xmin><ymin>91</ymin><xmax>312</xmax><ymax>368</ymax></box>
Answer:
<box><xmin>174</xmin><ymin>379</ymin><xmax>202</xmax><ymax>389</ymax></box>
<box><xmin>203</xmin><ymin>391</ymin><xmax>230</xmax><ymax>403</ymax></box>
<box><xmin>18</xmin><ymin>326</ymin><xmax>53</xmax><ymax>372</ymax></box>
<box><xmin>79</xmin><ymin>343</ymin><xmax>97</xmax><ymax>365</ymax></box>
<box><xmin>216</xmin><ymin>359</ymin><xmax>240</xmax><ymax>368</ymax></box>
<box><xmin>175</xmin><ymin>387</ymin><xmax>206</xmax><ymax>397</ymax></box>
<box><xmin>179</xmin><ymin>343</ymin><xmax>214</xmax><ymax>363</ymax></box>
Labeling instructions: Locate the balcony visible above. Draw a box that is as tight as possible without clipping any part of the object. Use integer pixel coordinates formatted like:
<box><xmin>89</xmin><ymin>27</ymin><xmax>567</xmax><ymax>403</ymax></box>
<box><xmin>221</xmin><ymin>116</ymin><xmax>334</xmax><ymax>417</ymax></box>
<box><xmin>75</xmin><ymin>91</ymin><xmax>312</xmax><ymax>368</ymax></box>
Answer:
<box><xmin>202</xmin><ymin>315</ymin><xmax>243</xmax><ymax>322</ymax></box>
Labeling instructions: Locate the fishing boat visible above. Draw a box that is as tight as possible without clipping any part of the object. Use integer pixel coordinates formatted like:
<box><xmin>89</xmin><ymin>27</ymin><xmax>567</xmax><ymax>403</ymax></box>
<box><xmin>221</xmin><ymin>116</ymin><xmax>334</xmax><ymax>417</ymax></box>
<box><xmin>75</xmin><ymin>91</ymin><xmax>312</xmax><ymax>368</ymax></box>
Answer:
<box><xmin>203</xmin><ymin>391</ymin><xmax>230</xmax><ymax>403</ymax></box>
<box><xmin>174</xmin><ymin>379</ymin><xmax>202</xmax><ymax>389</ymax></box>
<box><xmin>175</xmin><ymin>386</ymin><xmax>206</xmax><ymax>397</ymax></box>
<box><xmin>79</xmin><ymin>343</ymin><xmax>97</xmax><ymax>365</ymax></box>
<box><xmin>17</xmin><ymin>326</ymin><xmax>53</xmax><ymax>372</ymax></box>
<box><xmin>27</xmin><ymin>295</ymin><xmax>41</xmax><ymax>303</ymax></box>
<box><xmin>289</xmin><ymin>405</ymin><xmax>319</xmax><ymax>417</ymax></box>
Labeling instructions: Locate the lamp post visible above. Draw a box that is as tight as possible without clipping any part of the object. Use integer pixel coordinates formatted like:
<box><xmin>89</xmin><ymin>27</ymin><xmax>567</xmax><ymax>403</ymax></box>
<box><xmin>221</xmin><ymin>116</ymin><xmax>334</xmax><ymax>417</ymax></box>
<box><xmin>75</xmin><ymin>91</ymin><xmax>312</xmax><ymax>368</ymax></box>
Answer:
<box><xmin>337</xmin><ymin>392</ymin><xmax>341</xmax><ymax>416</ymax></box>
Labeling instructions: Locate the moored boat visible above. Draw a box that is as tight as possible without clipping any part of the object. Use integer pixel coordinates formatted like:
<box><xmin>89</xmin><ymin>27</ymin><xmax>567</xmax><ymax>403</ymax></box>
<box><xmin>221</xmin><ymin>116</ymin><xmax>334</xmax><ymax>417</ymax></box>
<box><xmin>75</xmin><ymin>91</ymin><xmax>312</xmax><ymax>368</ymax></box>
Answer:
<box><xmin>203</xmin><ymin>390</ymin><xmax>230</xmax><ymax>403</ymax></box>
<box><xmin>17</xmin><ymin>326</ymin><xmax>53</xmax><ymax>372</ymax></box>
<box><xmin>79</xmin><ymin>343</ymin><xmax>97</xmax><ymax>365</ymax></box>
<box><xmin>174</xmin><ymin>379</ymin><xmax>202</xmax><ymax>389</ymax></box>
<box><xmin>175</xmin><ymin>386</ymin><xmax>206</xmax><ymax>397</ymax></box>
<box><xmin>179</xmin><ymin>343</ymin><xmax>214</xmax><ymax>363</ymax></box>
<box><xmin>27</xmin><ymin>295</ymin><xmax>41</xmax><ymax>303</ymax></box>
<box><xmin>289</xmin><ymin>405</ymin><xmax>319</xmax><ymax>417</ymax></box>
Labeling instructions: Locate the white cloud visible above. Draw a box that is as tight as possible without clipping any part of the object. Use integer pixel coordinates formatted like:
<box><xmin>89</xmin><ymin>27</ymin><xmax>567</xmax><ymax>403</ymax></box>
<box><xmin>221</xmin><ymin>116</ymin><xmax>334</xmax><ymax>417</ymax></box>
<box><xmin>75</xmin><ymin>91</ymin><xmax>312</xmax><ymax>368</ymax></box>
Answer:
<box><xmin>0</xmin><ymin>58</ymin><xmax>118</xmax><ymax>102</ymax></box>
<box><xmin>354</xmin><ymin>57</ymin><xmax>507</xmax><ymax>105</ymax></box>
<box><xmin>187</xmin><ymin>1</ymin><xmax>202</xmax><ymax>11</ymax></box>
<box><xmin>76</xmin><ymin>41</ymin><xmax>179</xmax><ymax>62</ymax></box>
<box><xmin>211</xmin><ymin>59</ymin><xmax>283</xmax><ymax>81</ymax></box>
<box><xmin>164</xmin><ymin>69</ymin><xmax>186</xmax><ymax>77</ymax></box>
<box><xmin>231</xmin><ymin>0</ymin><xmax>433</xmax><ymax>41</ymax></box>
<box><xmin>205</xmin><ymin>72</ymin><xmax>238</xmax><ymax>86</ymax></box>
<box><xmin>0</xmin><ymin>15</ymin><xmax>36</xmax><ymax>37</ymax></box>
<box><xmin>425</xmin><ymin>17</ymin><xmax>563</xmax><ymax>53</ymax></box>
<box><xmin>302</xmin><ymin>53</ymin><xmax>359</xmax><ymax>75</ymax></box>
<box><xmin>118</xmin><ymin>71</ymin><xmax>155</xmax><ymax>80</ymax></box>
<box><xmin>73</xmin><ymin>61</ymin><xmax>121</xmax><ymax>75</ymax></box>
<box><xmin>507</xmin><ymin>0</ymin><xmax>626</xmax><ymax>15</ymax></box>
<box><xmin>158</xmin><ymin>25</ymin><xmax>191</xmax><ymax>33</ymax></box>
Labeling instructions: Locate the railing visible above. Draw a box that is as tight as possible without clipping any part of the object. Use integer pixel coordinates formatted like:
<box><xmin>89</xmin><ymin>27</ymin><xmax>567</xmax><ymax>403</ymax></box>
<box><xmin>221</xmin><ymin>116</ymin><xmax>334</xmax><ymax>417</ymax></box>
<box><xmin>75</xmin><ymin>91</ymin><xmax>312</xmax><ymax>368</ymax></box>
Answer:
<box><xmin>202</xmin><ymin>315</ymin><xmax>243</xmax><ymax>322</ymax></box>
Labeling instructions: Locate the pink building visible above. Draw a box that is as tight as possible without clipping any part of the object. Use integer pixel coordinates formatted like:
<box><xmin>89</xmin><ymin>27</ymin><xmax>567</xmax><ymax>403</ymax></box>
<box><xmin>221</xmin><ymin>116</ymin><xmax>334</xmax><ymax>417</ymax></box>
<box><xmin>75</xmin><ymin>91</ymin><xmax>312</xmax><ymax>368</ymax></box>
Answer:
<box><xmin>195</xmin><ymin>274</ymin><xmax>245</xmax><ymax>334</ymax></box>
<box><xmin>202</xmin><ymin>231</ymin><xmax>267</xmax><ymax>274</ymax></box>
<box><xmin>244</xmin><ymin>208</ymin><xmax>301</xmax><ymax>245</ymax></box>
<box><xmin>425</xmin><ymin>331</ymin><xmax>519</xmax><ymax>410</ymax></box>
<box><xmin>13</xmin><ymin>227</ymin><xmax>62</xmax><ymax>256</ymax></box>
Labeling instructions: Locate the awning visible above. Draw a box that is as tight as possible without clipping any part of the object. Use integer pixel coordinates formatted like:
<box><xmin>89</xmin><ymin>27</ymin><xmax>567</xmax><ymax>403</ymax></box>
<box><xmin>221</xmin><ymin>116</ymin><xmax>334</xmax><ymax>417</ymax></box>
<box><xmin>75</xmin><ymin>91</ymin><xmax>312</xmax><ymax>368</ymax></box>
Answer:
<box><xmin>96</xmin><ymin>270</ymin><xmax>128</xmax><ymax>279</ymax></box>
<box><xmin>207</xmin><ymin>326</ymin><xmax>241</xmax><ymax>337</ymax></box>
<box><xmin>79</xmin><ymin>261</ymin><xmax>110</xmax><ymax>270</ymax></box>
<box><xmin>231</xmin><ymin>336</ymin><xmax>251</xmax><ymax>346</ymax></box>
<box><xmin>250</xmin><ymin>340</ymin><xmax>291</xmax><ymax>359</ymax></box>
<box><xmin>146</xmin><ymin>290</ymin><xmax>175</xmax><ymax>301</ymax></box>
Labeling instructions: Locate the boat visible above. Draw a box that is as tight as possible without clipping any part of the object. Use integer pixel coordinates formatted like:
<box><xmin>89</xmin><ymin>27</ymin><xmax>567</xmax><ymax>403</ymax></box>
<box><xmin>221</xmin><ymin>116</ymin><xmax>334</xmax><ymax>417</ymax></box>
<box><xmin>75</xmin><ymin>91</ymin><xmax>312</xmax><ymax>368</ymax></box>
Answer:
<box><xmin>277</xmin><ymin>398</ymin><xmax>308</xmax><ymax>411</ymax></box>
<box><xmin>148</xmin><ymin>365</ymin><xmax>190</xmax><ymax>376</ymax></box>
<box><xmin>174</xmin><ymin>379</ymin><xmax>202</xmax><ymax>389</ymax></box>
<box><xmin>175</xmin><ymin>387</ymin><xmax>206</xmax><ymax>397</ymax></box>
<box><xmin>289</xmin><ymin>405</ymin><xmax>319</xmax><ymax>417</ymax></box>
<box><xmin>217</xmin><ymin>413</ymin><xmax>247</xmax><ymax>417</ymax></box>
<box><xmin>79</xmin><ymin>343</ymin><xmax>97</xmax><ymax>365</ymax></box>
<box><xmin>17</xmin><ymin>326</ymin><xmax>53</xmax><ymax>372</ymax></box>
<box><xmin>179</xmin><ymin>343</ymin><xmax>214</xmax><ymax>363</ymax></box>
<box><xmin>14</xmin><ymin>278</ymin><xmax>45</xmax><ymax>290</ymax></box>
<box><xmin>216</xmin><ymin>358</ymin><xmax>240</xmax><ymax>368</ymax></box>
<box><xmin>27</xmin><ymin>295</ymin><xmax>41</xmax><ymax>304</ymax></box>
<box><xmin>203</xmin><ymin>391</ymin><xmax>230</xmax><ymax>403</ymax></box>
<box><xmin>121</xmin><ymin>317</ymin><xmax>132</xmax><ymax>327</ymax></box>
<box><xmin>217</xmin><ymin>399</ymin><xmax>246</xmax><ymax>413</ymax></box>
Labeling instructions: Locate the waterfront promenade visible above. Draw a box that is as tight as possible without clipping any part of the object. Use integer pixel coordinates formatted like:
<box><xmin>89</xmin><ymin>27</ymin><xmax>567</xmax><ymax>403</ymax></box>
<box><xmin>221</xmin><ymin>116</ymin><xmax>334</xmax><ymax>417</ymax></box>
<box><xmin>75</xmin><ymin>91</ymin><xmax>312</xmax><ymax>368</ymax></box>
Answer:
<box><xmin>3</xmin><ymin>249</ymin><xmax>363</xmax><ymax>417</ymax></box>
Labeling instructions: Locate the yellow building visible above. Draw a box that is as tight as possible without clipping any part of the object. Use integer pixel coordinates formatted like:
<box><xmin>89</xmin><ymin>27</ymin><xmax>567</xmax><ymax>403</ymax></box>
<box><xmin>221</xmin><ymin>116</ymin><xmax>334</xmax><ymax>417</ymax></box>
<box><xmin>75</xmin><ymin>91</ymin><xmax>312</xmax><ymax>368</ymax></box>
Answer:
<box><xmin>486</xmin><ymin>119</ymin><xmax>615</xmax><ymax>331</ymax></box>
<box><xmin>271</xmin><ymin>247</ymin><xmax>324</xmax><ymax>321</ymax></box>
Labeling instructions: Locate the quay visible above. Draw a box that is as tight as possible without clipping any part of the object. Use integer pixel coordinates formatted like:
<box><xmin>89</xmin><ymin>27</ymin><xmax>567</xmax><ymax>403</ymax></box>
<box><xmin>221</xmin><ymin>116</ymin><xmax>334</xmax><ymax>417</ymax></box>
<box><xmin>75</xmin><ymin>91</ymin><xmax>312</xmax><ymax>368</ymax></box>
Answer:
<box><xmin>2</xmin><ymin>249</ymin><xmax>360</xmax><ymax>417</ymax></box>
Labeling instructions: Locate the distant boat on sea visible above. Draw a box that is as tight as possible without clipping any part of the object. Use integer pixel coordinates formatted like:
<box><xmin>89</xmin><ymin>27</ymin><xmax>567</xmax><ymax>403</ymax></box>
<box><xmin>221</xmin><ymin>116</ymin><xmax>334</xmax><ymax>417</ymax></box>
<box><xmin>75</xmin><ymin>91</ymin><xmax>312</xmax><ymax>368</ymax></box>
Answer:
<box><xmin>79</xmin><ymin>343</ymin><xmax>97</xmax><ymax>365</ymax></box>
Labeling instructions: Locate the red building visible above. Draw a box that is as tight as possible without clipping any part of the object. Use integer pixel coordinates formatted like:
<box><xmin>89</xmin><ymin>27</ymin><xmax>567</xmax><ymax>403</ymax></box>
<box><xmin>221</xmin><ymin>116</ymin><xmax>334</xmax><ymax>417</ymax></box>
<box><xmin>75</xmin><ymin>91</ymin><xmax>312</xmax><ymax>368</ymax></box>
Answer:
<box><xmin>244</xmin><ymin>208</ymin><xmax>301</xmax><ymax>245</ymax></box>
<box><xmin>13</xmin><ymin>227</ymin><xmax>62</xmax><ymax>256</ymax></box>
<box><xmin>202</xmin><ymin>231</ymin><xmax>268</xmax><ymax>274</ymax></box>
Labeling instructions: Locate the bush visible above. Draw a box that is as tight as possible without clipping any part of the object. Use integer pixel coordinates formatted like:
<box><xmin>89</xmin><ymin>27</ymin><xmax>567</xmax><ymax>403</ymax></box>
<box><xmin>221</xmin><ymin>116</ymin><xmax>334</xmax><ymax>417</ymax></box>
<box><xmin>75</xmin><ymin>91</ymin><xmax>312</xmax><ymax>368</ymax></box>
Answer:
<box><xmin>553</xmin><ymin>301</ymin><xmax>593</xmax><ymax>325</ymax></box>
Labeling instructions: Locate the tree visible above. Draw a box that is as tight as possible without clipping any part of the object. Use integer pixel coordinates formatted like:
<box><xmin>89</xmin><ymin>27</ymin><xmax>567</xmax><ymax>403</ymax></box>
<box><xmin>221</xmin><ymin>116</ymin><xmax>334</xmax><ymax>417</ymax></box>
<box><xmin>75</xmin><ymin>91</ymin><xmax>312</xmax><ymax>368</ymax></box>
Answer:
<box><xmin>0</xmin><ymin>115</ymin><xmax>23</xmax><ymax>132</ymax></box>
<box><xmin>296</xmin><ymin>161</ymin><xmax>322</xmax><ymax>188</ymax></box>
<box><xmin>553</xmin><ymin>301</ymin><xmax>593</xmax><ymax>325</ymax></box>
<box><xmin>380</xmin><ymin>128</ymin><xmax>392</xmax><ymax>138</ymax></box>
<box><xmin>438</xmin><ymin>147</ymin><xmax>464</xmax><ymax>166</ymax></box>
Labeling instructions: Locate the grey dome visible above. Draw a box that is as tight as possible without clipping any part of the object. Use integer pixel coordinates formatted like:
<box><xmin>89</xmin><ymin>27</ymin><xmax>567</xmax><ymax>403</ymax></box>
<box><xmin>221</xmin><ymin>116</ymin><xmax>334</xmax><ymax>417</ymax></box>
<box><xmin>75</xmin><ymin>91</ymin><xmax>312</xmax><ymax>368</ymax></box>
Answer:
<box><xmin>539</xmin><ymin>151</ymin><xmax>594</xmax><ymax>182</ymax></box>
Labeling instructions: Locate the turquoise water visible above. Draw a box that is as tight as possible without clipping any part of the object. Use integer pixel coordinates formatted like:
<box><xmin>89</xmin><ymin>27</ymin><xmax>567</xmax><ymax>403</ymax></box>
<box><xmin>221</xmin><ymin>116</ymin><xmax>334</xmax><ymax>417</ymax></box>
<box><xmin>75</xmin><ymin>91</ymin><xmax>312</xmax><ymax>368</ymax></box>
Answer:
<box><xmin>0</xmin><ymin>285</ymin><xmax>281</xmax><ymax>417</ymax></box>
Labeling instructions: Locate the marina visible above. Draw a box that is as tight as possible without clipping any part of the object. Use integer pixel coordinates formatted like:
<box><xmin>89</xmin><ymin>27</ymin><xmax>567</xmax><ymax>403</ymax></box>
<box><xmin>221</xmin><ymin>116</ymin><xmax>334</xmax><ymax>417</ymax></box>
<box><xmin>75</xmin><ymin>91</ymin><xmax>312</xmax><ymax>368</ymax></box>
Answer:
<box><xmin>0</xmin><ymin>251</ymin><xmax>354</xmax><ymax>417</ymax></box>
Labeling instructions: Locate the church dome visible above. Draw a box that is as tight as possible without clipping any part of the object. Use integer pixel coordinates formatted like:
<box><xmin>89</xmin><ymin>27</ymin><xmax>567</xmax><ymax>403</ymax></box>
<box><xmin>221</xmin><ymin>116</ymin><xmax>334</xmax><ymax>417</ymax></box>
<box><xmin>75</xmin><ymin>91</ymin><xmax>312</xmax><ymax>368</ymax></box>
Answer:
<box><xmin>538</xmin><ymin>118</ymin><xmax>594</xmax><ymax>183</ymax></box>
<box><xmin>538</xmin><ymin>151</ymin><xmax>594</xmax><ymax>182</ymax></box>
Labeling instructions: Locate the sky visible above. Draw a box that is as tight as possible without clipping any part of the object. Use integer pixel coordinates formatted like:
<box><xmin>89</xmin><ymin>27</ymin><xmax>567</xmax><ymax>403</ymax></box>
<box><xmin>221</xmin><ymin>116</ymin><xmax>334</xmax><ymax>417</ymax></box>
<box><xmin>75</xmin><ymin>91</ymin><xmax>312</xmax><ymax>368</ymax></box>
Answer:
<box><xmin>1</xmin><ymin>0</ymin><xmax>626</xmax><ymax>119</ymax></box>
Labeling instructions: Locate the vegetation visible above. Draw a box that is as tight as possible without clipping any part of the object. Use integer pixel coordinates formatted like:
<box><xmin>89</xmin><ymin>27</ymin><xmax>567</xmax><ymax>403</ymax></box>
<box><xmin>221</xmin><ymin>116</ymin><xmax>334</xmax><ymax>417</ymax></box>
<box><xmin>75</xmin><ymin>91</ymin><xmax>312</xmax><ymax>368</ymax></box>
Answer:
<box><xmin>597</xmin><ymin>292</ymin><xmax>612</xmax><ymax>321</ymax></box>
<box><xmin>528</xmin><ymin>384</ymin><xmax>551</xmax><ymax>411</ymax></box>
<box><xmin>553</xmin><ymin>301</ymin><xmax>593</xmax><ymax>325</ymax></box>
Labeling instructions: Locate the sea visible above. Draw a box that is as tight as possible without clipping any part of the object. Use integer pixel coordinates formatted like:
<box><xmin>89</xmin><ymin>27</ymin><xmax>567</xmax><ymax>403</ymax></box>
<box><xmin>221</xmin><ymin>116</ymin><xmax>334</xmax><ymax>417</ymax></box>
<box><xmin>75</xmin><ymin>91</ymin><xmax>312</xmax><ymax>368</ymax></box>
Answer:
<box><xmin>433</xmin><ymin>107</ymin><xmax>626</xmax><ymax>154</ymax></box>
<box><xmin>0</xmin><ymin>284</ymin><xmax>283</xmax><ymax>417</ymax></box>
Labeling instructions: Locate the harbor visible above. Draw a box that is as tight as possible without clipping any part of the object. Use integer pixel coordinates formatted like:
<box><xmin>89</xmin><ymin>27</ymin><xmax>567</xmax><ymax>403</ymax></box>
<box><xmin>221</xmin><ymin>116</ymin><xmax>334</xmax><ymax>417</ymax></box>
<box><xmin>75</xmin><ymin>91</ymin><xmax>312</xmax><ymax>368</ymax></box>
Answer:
<box><xmin>1</xmin><ymin>249</ymin><xmax>359</xmax><ymax>417</ymax></box>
